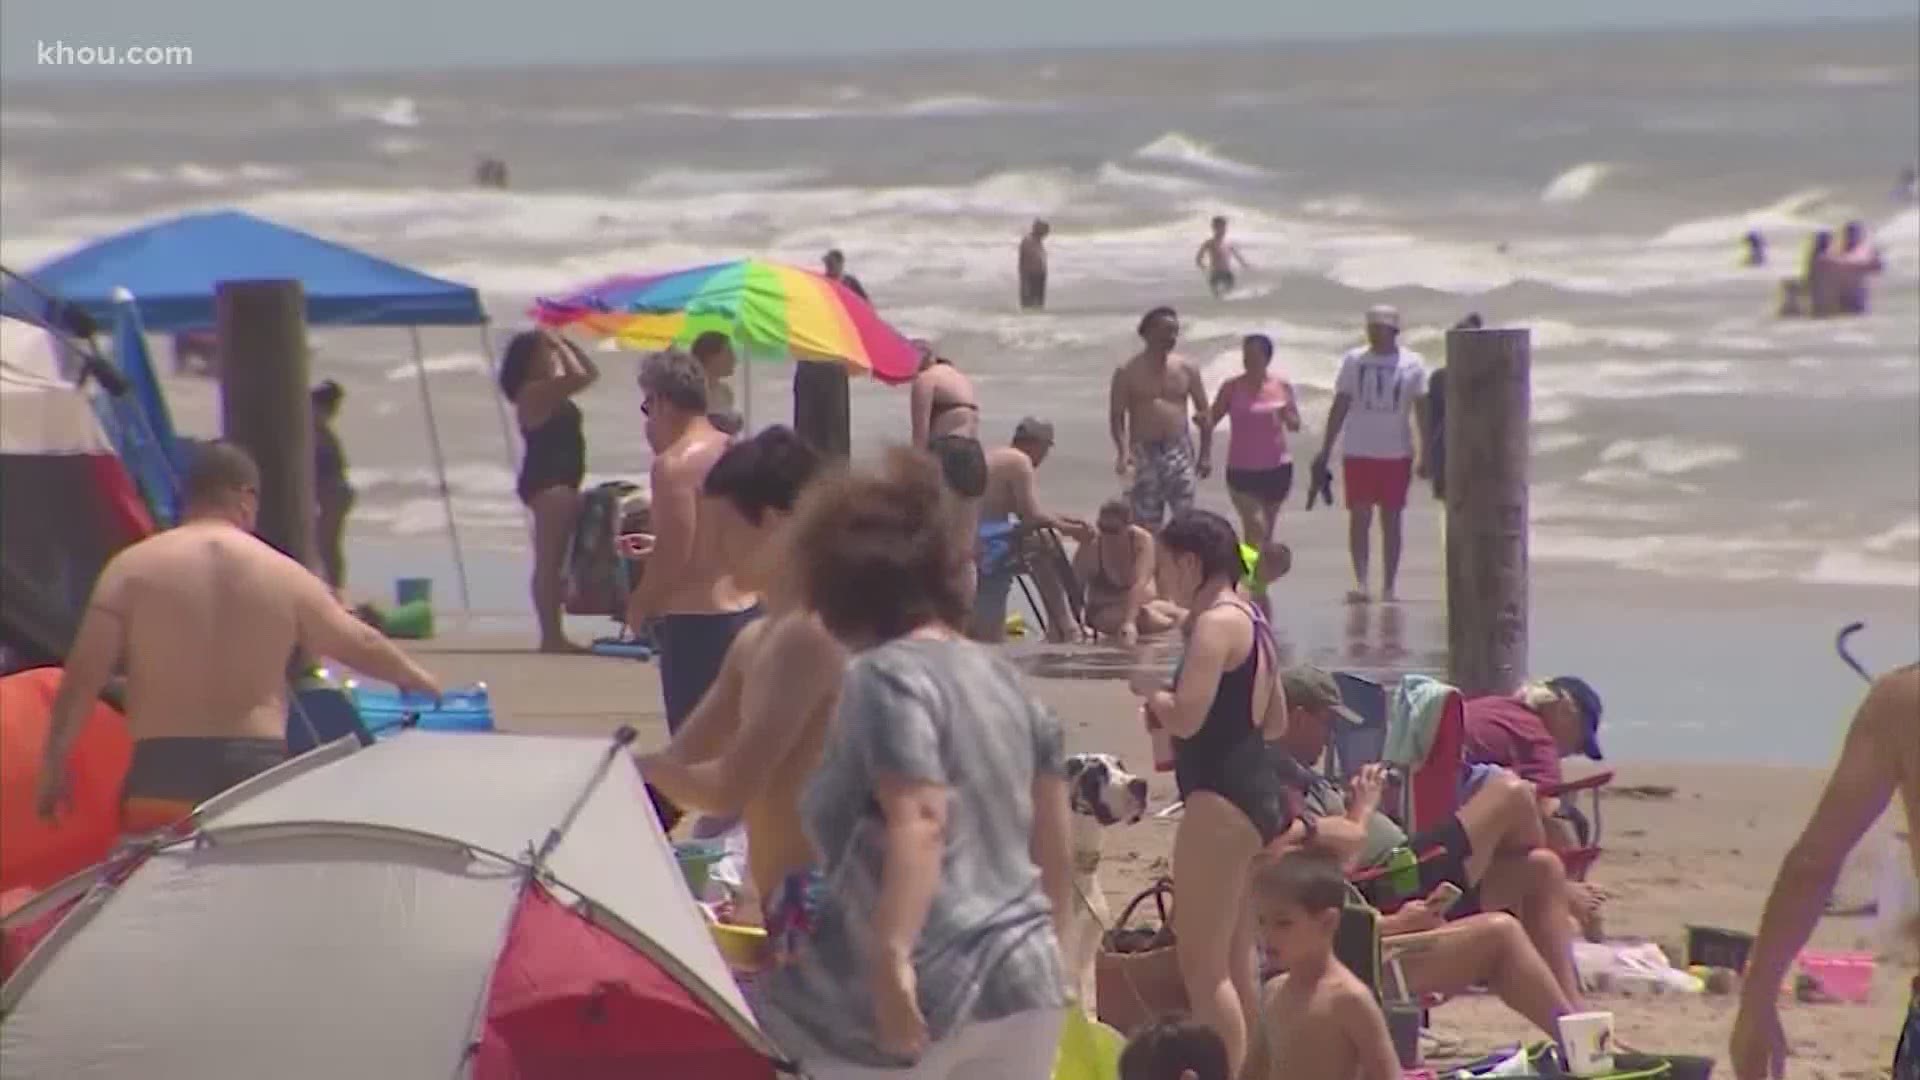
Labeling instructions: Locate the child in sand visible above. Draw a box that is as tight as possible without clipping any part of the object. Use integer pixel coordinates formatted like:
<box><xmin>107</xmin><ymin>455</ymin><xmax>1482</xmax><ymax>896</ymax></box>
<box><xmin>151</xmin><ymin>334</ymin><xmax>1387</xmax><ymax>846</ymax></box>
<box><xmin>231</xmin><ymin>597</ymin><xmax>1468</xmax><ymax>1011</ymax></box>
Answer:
<box><xmin>1253</xmin><ymin>851</ymin><xmax>1402</xmax><ymax>1080</ymax></box>
<box><xmin>1119</xmin><ymin>1015</ymin><xmax>1231</xmax><ymax>1080</ymax></box>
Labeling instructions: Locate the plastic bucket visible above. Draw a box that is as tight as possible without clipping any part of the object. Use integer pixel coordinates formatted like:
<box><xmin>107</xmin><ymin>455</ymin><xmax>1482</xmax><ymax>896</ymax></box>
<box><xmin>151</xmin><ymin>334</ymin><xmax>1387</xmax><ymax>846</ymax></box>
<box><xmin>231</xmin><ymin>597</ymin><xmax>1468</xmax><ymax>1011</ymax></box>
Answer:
<box><xmin>395</xmin><ymin>577</ymin><xmax>433</xmax><ymax>605</ymax></box>
<box><xmin>1797</xmin><ymin>950</ymin><xmax>1875</xmax><ymax>1003</ymax></box>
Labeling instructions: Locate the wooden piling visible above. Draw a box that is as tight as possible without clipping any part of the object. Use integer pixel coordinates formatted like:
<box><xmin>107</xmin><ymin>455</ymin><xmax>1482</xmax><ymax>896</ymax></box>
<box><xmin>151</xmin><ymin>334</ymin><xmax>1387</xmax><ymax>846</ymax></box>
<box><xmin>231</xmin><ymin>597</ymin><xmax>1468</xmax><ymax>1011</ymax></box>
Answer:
<box><xmin>217</xmin><ymin>280</ymin><xmax>315</xmax><ymax>572</ymax></box>
<box><xmin>1443</xmin><ymin>327</ymin><xmax>1530</xmax><ymax>697</ymax></box>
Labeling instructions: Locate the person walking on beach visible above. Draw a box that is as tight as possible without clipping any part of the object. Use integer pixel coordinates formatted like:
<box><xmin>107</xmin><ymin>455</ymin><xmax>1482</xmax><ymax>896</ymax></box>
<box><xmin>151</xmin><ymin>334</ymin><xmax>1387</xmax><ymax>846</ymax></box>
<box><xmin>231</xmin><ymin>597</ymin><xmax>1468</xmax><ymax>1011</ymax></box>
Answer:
<box><xmin>1019</xmin><ymin>219</ymin><xmax>1051</xmax><ymax>310</ymax></box>
<box><xmin>970</xmin><ymin>417</ymin><xmax>1087</xmax><ymax>643</ymax></box>
<box><xmin>36</xmin><ymin>441</ymin><xmax>441</xmax><ymax>835</ymax></box>
<box><xmin>637</xmin><ymin>426</ymin><xmax>842</xmax><ymax>939</ymax></box>
<box><xmin>626</xmin><ymin>350</ymin><xmax>761</xmax><ymax>793</ymax></box>
<box><xmin>688</xmin><ymin>331</ymin><xmax>745</xmax><ymax>436</ymax></box>
<box><xmin>1111</xmin><ymin>306</ymin><xmax>1212</xmax><ymax>530</ymax></box>
<box><xmin>1730</xmin><ymin>664</ymin><xmax>1919</xmax><ymax>1080</ymax></box>
<box><xmin>755</xmin><ymin>448</ymin><xmax>1074</xmax><ymax>1077</ymax></box>
<box><xmin>1205</xmin><ymin>333</ymin><xmax>1300</xmax><ymax>552</ymax></box>
<box><xmin>1195</xmin><ymin>216</ymin><xmax>1249</xmax><ymax>298</ymax></box>
<box><xmin>1139</xmin><ymin>509</ymin><xmax>1290</xmax><ymax>1077</ymax></box>
<box><xmin>500</xmin><ymin>328</ymin><xmax>598</xmax><ymax>653</ymax></box>
<box><xmin>310</xmin><ymin>380</ymin><xmax>353</xmax><ymax>596</ymax></box>
<box><xmin>1311</xmin><ymin>305</ymin><xmax>1430</xmax><ymax>603</ymax></box>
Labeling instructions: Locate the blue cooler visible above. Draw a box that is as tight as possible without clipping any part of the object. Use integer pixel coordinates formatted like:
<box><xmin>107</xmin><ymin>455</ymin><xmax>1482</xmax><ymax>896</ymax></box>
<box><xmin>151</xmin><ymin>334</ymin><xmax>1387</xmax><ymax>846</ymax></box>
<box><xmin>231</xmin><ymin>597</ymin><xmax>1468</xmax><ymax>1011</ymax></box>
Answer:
<box><xmin>347</xmin><ymin>682</ymin><xmax>495</xmax><ymax>738</ymax></box>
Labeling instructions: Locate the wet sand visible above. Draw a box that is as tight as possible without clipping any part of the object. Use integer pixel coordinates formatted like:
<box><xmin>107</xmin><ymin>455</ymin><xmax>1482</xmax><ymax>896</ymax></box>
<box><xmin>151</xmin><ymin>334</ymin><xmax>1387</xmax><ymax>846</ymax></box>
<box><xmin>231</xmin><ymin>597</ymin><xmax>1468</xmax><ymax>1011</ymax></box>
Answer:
<box><xmin>407</xmin><ymin>625</ymin><xmax>1911</xmax><ymax>1078</ymax></box>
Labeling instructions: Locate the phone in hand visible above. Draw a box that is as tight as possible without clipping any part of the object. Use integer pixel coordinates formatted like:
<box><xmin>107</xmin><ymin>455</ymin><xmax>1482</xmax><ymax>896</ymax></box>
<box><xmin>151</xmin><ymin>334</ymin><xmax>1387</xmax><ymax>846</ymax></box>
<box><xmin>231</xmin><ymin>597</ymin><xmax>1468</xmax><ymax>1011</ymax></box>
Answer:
<box><xmin>1425</xmin><ymin>881</ymin><xmax>1464</xmax><ymax>915</ymax></box>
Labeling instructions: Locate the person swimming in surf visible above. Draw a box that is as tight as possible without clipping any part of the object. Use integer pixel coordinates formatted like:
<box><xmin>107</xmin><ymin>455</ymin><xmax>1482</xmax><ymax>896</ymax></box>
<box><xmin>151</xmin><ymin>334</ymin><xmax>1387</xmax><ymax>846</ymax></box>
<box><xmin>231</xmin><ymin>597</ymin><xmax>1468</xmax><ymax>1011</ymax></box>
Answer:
<box><xmin>1195</xmin><ymin>216</ymin><xmax>1250</xmax><ymax>298</ymax></box>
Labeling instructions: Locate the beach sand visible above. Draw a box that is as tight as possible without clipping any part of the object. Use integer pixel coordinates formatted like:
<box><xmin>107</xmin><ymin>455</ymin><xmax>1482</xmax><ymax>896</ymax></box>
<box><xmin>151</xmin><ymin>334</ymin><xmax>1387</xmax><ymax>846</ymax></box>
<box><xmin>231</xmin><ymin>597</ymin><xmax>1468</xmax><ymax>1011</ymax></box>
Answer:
<box><xmin>411</xmin><ymin>629</ymin><xmax>1910</xmax><ymax>1079</ymax></box>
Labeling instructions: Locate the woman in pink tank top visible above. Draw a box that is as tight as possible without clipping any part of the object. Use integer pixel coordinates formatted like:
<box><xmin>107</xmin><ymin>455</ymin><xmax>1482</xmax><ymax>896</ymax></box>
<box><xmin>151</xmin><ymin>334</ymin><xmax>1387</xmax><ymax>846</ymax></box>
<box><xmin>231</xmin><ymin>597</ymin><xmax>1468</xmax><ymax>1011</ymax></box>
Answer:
<box><xmin>1205</xmin><ymin>333</ymin><xmax>1301</xmax><ymax>548</ymax></box>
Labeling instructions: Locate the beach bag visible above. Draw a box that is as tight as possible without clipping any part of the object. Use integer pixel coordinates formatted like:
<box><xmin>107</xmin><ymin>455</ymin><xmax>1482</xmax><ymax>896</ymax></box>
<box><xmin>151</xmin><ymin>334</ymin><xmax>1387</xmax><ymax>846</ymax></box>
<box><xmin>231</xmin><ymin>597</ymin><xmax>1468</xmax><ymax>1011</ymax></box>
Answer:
<box><xmin>1095</xmin><ymin>878</ymin><xmax>1186</xmax><ymax>1034</ymax></box>
<box><xmin>565</xmin><ymin>481</ymin><xmax>647</xmax><ymax>616</ymax></box>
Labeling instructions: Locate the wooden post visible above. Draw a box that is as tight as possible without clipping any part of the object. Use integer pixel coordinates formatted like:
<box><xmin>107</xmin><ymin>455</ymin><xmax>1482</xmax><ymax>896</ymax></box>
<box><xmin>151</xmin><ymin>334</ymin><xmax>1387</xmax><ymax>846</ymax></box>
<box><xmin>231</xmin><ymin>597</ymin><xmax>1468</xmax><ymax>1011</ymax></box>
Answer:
<box><xmin>217</xmin><ymin>280</ymin><xmax>314</xmax><ymax>571</ymax></box>
<box><xmin>1443</xmin><ymin>327</ymin><xmax>1530</xmax><ymax>697</ymax></box>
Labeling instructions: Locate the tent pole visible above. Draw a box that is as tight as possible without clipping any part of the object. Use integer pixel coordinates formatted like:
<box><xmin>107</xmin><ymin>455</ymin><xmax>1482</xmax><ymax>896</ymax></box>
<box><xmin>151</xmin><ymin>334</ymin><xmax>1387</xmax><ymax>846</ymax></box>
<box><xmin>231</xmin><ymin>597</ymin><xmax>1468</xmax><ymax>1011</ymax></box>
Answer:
<box><xmin>409</xmin><ymin>327</ymin><xmax>473</xmax><ymax>617</ymax></box>
<box><xmin>478</xmin><ymin>322</ymin><xmax>530</xmax><ymax>533</ymax></box>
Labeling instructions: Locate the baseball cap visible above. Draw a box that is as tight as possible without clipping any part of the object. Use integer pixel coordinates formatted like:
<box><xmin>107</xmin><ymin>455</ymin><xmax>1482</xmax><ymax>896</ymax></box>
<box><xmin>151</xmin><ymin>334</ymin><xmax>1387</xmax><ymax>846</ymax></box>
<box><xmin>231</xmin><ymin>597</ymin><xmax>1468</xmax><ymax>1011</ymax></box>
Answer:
<box><xmin>1014</xmin><ymin>416</ymin><xmax>1055</xmax><ymax>444</ymax></box>
<box><xmin>1365</xmin><ymin>304</ymin><xmax>1401</xmax><ymax>330</ymax></box>
<box><xmin>1548</xmin><ymin>675</ymin><xmax>1604</xmax><ymax>760</ymax></box>
<box><xmin>1282</xmin><ymin>665</ymin><xmax>1364</xmax><ymax>726</ymax></box>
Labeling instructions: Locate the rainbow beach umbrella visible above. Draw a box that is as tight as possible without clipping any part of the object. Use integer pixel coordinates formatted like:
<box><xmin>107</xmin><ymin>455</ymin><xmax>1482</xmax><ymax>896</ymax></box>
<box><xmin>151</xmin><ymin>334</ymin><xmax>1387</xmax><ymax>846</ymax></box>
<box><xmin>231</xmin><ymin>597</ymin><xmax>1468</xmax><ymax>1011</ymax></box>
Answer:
<box><xmin>533</xmin><ymin>259</ymin><xmax>917</xmax><ymax>384</ymax></box>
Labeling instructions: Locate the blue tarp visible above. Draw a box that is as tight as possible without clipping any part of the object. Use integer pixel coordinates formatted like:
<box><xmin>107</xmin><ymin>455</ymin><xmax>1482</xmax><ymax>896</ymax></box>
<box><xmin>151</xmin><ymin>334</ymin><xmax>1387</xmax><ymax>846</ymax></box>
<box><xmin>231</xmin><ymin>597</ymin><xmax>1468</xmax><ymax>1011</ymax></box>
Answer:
<box><xmin>0</xmin><ymin>210</ymin><xmax>486</xmax><ymax>331</ymax></box>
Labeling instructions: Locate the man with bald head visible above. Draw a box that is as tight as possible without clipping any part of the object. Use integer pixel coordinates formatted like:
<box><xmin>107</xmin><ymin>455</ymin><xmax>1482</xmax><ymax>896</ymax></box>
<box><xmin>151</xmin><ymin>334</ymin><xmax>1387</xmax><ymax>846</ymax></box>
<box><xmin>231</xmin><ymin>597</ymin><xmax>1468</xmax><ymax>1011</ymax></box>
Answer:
<box><xmin>37</xmin><ymin>440</ymin><xmax>440</xmax><ymax>835</ymax></box>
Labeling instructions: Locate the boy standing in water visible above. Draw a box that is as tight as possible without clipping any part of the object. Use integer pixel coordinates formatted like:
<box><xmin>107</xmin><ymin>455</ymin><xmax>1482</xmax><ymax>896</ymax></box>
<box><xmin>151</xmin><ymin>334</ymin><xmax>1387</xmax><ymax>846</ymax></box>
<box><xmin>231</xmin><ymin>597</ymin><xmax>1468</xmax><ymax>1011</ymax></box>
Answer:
<box><xmin>1253</xmin><ymin>852</ymin><xmax>1402</xmax><ymax>1080</ymax></box>
<box><xmin>1195</xmin><ymin>216</ymin><xmax>1250</xmax><ymax>298</ymax></box>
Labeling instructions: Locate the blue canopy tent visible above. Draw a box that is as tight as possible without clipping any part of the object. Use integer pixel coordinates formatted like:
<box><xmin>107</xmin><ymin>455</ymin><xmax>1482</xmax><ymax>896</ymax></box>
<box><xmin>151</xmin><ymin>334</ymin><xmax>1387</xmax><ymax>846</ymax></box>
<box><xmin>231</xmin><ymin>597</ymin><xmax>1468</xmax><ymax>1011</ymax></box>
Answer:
<box><xmin>0</xmin><ymin>210</ymin><xmax>518</xmax><ymax>615</ymax></box>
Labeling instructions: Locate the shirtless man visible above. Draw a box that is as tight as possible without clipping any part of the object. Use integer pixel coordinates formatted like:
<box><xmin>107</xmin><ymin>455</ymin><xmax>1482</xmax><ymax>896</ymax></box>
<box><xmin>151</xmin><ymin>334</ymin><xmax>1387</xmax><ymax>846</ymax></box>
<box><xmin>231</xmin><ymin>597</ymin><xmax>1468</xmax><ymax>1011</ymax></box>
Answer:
<box><xmin>1074</xmin><ymin>498</ymin><xmax>1185</xmax><ymax>645</ymax></box>
<box><xmin>1254</xmin><ymin>851</ymin><xmax>1401</xmax><ymax>1080</ymax></box>
<box><xmin>1731</xmin><ymin>664</ymin><xmax>1919</xmax><ymax>1080</ymax></box>
<box><xmin>637</xmin><ymin>427</ymin><xmax>842</xmax><ymax>930</ymax></box>
<box><xmin>1195</xmin><ymin>216</ymin><xmax>1250</xmax><ymax>299</ymax></box>
<box><xmin>1019</xmin><ymin>219</ymin><xmax>1051</xmax><ymax>310</ymax></box>
<box><xmin>626</xmin><ymin>349</ymin><xmax>761</xmax><ymax>760</ymax></box>
<box><xmin>1111</xmin><ymin>306</ymin><xmax>1212</xmax><ymax>530</ymax></box>
<box><xmin>969</xmin><ymin>417</ymin><xmax>1088</xmax><ymax>643</ymax></box>
<box><xmin>35</xmin><ymin>441</ymin><xmax>440</xmax><ymax>834</ymax></box>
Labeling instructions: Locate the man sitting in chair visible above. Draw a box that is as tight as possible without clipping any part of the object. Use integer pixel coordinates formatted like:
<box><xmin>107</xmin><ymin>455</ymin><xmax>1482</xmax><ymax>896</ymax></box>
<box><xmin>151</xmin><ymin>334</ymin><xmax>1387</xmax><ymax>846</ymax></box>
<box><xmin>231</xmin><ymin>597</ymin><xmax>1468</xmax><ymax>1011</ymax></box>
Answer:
<box><xmin>968</xmin><ymin>416</ymin><xmax>1090</xmax><ymax>643</ymax></box>
<box><xmin>1274</xmin><ymin>666</ymin><xmax>1586</xmax><ymax>1007</ymax></box>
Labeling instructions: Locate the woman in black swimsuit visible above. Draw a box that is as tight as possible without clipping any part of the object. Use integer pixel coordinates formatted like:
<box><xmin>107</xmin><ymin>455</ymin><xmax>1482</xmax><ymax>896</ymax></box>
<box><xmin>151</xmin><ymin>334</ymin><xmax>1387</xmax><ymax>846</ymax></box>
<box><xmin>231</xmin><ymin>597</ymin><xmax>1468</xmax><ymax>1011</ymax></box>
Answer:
<box><xmin>498</xmin><ymin>328</ymin><xmax>598</xmax><ymax>652</ymax></box>
<box><xmin>1137</xmin><ymin>509</ymin><xmax>1291</xmax><ymax>1077</ymax></box>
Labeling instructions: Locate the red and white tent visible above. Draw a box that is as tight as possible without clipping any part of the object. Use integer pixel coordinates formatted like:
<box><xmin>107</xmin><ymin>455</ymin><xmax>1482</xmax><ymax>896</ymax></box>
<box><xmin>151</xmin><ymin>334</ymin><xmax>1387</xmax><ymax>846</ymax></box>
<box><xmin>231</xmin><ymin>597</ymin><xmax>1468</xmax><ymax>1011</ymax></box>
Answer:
<box><xmin>0</xmin><ymin>315</ymin><xmax>150</xmax><ymax>674</ymax></box>
<box><xmin>0</xmin><ymin>730</ymin><xmax>790</xmax><ymax>1079</ymax></box>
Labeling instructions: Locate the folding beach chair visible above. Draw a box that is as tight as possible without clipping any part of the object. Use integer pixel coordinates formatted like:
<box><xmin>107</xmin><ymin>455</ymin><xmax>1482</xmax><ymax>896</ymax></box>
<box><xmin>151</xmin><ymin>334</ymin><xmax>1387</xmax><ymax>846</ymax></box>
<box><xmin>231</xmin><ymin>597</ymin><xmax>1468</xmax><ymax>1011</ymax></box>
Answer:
<box><xmin>1331</xmin><ymin>672</ymin><xmax>1615</xmax><ymax>882</ymax></box>
<box><xmin>1007</xmin><ymin>525</ymin><xmax>1085</xmax><ymax>643</ymax></box>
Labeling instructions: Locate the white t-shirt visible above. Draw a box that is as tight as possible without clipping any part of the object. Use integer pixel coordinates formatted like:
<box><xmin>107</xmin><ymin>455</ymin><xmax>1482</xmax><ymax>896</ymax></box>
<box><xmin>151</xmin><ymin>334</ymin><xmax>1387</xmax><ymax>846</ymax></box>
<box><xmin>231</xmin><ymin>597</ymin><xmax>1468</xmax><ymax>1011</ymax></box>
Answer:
<box><xmin>1334</xmin><ymin>346</ymin><xmax>1429</xmax><ymax>460</ymax></box>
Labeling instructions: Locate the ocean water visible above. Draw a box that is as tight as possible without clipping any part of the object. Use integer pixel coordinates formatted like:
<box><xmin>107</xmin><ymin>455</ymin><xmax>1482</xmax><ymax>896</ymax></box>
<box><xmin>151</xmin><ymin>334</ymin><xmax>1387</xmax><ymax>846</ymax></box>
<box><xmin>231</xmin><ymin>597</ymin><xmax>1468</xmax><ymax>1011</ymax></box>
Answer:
<box><xmin>3</xmin><ymin>20</ymin><xmax>1917</xmax><ymax>603</ymax></box>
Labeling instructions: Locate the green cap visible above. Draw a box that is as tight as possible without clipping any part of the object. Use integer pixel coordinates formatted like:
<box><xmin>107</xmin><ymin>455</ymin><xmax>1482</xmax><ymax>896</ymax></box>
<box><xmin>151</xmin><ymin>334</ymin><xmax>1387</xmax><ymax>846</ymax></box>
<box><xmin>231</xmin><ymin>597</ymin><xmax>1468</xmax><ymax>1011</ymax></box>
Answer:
<box><xmin>1282</xmin><ymin>665</ymin><xmax>1365</xmax><ymax>726</ymax></box>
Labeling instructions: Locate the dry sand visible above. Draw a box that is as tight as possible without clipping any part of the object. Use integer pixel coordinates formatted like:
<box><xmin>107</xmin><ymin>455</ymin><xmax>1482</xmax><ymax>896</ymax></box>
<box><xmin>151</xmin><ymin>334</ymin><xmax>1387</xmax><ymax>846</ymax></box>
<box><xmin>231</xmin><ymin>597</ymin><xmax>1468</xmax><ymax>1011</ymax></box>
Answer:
<box><xmin>411</xmin><ymin>632</ymin><xmax>1910</xmax><ymax>1079</ymax></box>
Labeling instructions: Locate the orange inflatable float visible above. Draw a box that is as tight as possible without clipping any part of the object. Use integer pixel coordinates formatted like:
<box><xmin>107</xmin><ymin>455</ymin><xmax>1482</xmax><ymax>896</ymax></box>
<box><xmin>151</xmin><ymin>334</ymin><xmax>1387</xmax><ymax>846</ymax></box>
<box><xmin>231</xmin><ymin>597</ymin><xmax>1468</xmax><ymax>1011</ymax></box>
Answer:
<box><xmin>0</xmin><ymin>666</ymin><xmax>131</xmax><ymax>904</ymax></box>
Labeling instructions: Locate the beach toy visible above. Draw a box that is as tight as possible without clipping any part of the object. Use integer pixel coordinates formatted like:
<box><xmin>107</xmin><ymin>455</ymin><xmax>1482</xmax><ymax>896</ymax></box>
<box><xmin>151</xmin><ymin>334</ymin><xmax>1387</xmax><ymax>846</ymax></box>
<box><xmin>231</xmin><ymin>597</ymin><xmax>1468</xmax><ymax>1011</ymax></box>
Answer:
<box><xmin>1558</xmin><ymin>1011</ymin><xmax>1616</xmax><ymax>1076</ymax></box>
<box><xmin>1005</xmin><ymin>612</ymin><xmax>1029</xmax><ymax>639</ymax></box>
<box><xmin>380</xmin><ymin>598</ymin><xmax>435</xmax><ymax>640</ymax></box>
<box><xmin>0</xmin><ymin>668</ymin><xmax>131</xmax><ymax>897</ymax></box>
<box><xmin>674</xmin><ymin>840</ymin><xmax>726</xmax><ymax>898</ymax></box>
<box><xmin>1051</xmin><ymin>1007</ymin><xmax>1124</xmax><ymax>1080</ymax></box>
<box><xmin>708</xmin><ymin>922</ymin><xmax>768</xmax><ymax>971</ymax></box>
<box><xmin>1795</xmin><ymin>950</ymin><xmax>1874</xmax><ymax>1003</ymax></box>
<box><xmin>395</xmin><ymin>576</ymin><xmax>433</xmax><ymax>605</ymax></box>
<box><xmin>1684</xmin><ymin>925</ymin><xmax>1754</xmax><ymax>972</ymax></box>
<box><xmin>346</xmin><ymin>681</ymin><xmax>493</xmax><ymax>737</ymax></box>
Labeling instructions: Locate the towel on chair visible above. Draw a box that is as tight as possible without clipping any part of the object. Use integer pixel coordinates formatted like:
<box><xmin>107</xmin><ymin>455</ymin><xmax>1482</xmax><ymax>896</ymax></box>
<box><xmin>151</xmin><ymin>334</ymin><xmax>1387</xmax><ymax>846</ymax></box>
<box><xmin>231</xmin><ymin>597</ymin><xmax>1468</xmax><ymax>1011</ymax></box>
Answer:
<box><xmin>1385</xmin><ymin>673</ymin><xmax>1455</xmax><ymax>770</ymax></box>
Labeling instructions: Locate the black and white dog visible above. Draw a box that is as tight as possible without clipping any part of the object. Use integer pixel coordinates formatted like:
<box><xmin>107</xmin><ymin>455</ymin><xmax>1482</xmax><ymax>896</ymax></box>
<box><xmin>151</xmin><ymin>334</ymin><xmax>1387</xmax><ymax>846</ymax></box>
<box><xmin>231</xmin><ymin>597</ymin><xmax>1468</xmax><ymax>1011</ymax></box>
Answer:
<box><xmin>1063</xmin><ymin>752</ymin><xmax>1150</xmax><ymax>1015</ymax></box>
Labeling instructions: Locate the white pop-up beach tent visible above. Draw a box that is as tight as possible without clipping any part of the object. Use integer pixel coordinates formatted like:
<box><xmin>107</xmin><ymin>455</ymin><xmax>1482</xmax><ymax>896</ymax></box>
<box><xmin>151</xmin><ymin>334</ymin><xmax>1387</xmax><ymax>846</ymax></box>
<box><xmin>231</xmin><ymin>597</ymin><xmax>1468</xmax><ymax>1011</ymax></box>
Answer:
<box><xmin>0</xmin><ymin>730</ymin><xmax>790</xmax><ymax>1080</ymax></box>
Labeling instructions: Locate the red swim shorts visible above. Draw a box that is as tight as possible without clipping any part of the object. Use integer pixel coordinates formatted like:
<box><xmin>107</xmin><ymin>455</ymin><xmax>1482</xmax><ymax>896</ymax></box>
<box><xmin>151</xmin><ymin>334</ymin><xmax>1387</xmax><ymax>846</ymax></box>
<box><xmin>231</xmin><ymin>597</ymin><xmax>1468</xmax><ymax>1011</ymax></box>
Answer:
<box><xmin>1343</xmin><ymin>456</ymin><xmax>1413</xmax><ymax>510</ymax></box>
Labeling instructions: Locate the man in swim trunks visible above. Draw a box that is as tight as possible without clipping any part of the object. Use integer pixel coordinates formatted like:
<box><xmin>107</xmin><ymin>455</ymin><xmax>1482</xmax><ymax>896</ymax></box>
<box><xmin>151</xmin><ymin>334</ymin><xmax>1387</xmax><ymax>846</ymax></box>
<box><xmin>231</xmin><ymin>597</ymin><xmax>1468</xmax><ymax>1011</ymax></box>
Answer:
<box><xmin>1195</xmin><ymin>215</ymin><xmax>1250</xmax><ymax>298</ymax></box>
<box><xmin>969</xmin><ymin>417</ymin><xmax>1089</xmax><ymax>643</ymax></box>
<box><xmin>35</xmin><ymin>441</ymin><xmax>441</xmax><ymax>837</ymax></box>
<box><xmin>1110</xmin><ymin>306</ymin><xmax>1212</xmax><ymax>530</ymax></box>
<box><xmin>626</xmin><ymin>350</ymin><xmax>762</xmax><ymax>833</ymax></box>
<box><xmin>1731</xmin><ymin>665</ymin><xmax>1918</xmax><ymax>1080</ymax></box>
<box><xmin>1312</xmin><ymin>305</ymin><xmax>1431</xmax><ymax>603</ymax></box>
<box><xmin>1019</xmin><ymin>219</ymin><xmax>1050</xmax><ymax>310</ymax></box>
